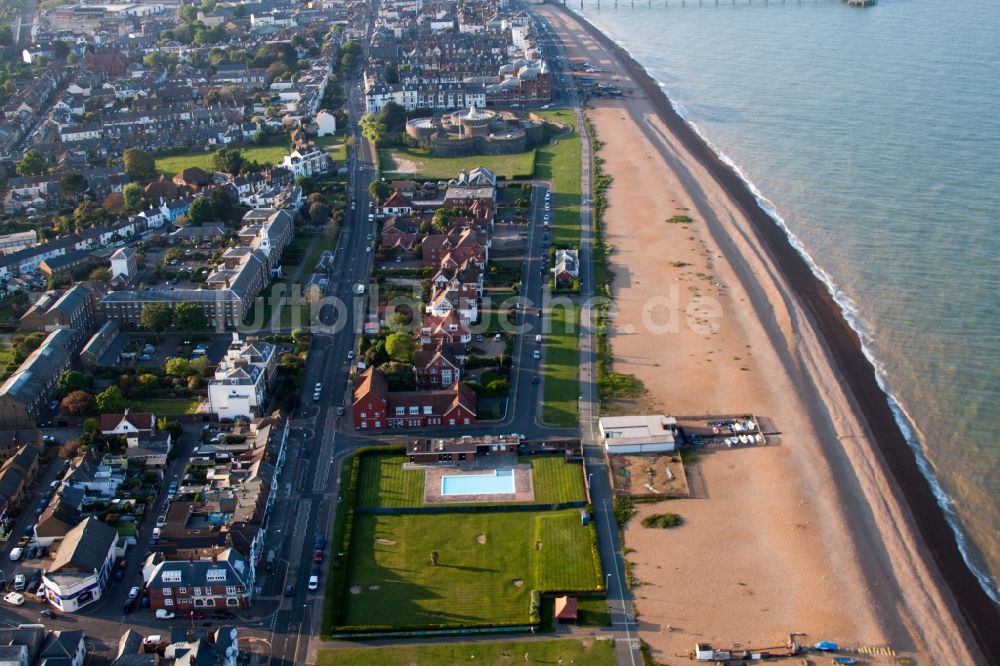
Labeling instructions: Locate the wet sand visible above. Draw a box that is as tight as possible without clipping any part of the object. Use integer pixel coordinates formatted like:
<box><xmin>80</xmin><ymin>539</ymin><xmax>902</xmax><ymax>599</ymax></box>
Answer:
<box><xmin>536</xmin><ymin>4</ymin><xmax>994</xmax><ymax>663</ymax></box>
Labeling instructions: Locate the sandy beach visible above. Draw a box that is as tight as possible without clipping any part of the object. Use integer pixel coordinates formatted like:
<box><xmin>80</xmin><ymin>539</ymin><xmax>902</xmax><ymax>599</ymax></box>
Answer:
<box><xmin>536</xmin><ymin>4</ymin><xmax>993</xmax><ymax>664</ymax></box>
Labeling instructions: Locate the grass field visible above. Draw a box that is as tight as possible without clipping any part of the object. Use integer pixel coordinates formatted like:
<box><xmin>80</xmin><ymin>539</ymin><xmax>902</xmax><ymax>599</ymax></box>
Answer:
<box><xmin>543</xmin><ymin>302</ymin><xmax>581</xmax><ymax>426</ymax></box>
<box><xmin>155</xmin><ymin>144</ymin><xmax>291</xmax><ymax>177</ymax></box>
<box><xmin>379</xmin><ymin>147</ymin><xmax>536</xmax><ymax>180</ymax></box>
<box><xmin>355</xmin><ymin>454</ymin><xmax>585</xmax><ymax>508</ymax></box>
<box><xmin>315</xmin><ymin>638</ymin><xmax>614</xmax><ymax>666</ymax></box>
<box><xmin>355</xmin><ymin>454</ymin><xmax>425</xmax><ymax>508</ymax></box>
<box><xmin>534</xmin><ymin>109</ymin><xmax>582</xmax><ymax>249</ymax></box>
<box><xmin>316</xmin><ymin>135</ymin><xmax>348</xmax><ymax>162</ymax></box>
<box><xmin>131</xmin><ymin>398</ymin><xmax>202</xmax><ymax>415</ymax></box>
<box><xmin>342</xmin><ymin>509</ymin><xmax>602</xmax><ymax>629</ymax></box>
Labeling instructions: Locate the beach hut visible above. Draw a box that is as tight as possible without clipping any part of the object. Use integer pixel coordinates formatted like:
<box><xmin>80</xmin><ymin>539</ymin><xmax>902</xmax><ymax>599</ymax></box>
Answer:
<box><xmin>553</xmin><ymin>596</ymin><xmax>577</xmax><ymax>623</ymax></box>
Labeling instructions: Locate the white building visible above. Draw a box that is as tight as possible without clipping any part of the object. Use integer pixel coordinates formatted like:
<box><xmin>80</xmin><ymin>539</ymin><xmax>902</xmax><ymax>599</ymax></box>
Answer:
<box><xmin>314</xmin><ymin>110</ymin><xmax>337</xmax><ymax>137</ymax></box>
<box><xmin>279</xmin><ymin>146</ymin><xmax>330</xmax><ymax>178</ymax></box>
<box><xmin>598</xmin><ymin>415</ymin><xmax>678</xmax><ymax>454</ymax></box>
<box><xmin>41</xmin><ymin>517</ymin><xmax>118</xmax><ymax>613</ymax></box>
<box><xmin>109</xmin><ymin>246</ymin><xmax>138</xmax><ymax>283</ymax></box>
<box><xmin>207</xmin><ymin>335</ymin><xmax>278</xmax><ymax>420</ymax></box>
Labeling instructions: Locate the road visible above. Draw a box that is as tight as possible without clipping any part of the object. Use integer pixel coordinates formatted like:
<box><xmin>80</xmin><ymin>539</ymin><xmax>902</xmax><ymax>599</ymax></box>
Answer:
<box><xmin>535</xmin><ymin>12</ymin><xmax>645</xmax><ymax>666</ymax></box>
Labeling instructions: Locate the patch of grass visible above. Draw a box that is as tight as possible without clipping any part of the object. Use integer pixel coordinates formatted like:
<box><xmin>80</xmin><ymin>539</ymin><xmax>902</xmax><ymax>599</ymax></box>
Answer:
<box><xmin>534</xmin><ymin>110</ymin><xmax>582</xmax><ymax>249</ymax></box>
<box><xmin>599</xmin><ymin>371</ymin><xmax>646</xmax><ymax>401</ymax></box>
<box><xmin>131</xmin><ymin>398</ymin><xmax>201</xmax><ymax>415</ymax></box>
<box><xmin>321</xmin><ymin>458</ymin><xmax>357</xmax><ymax>636</ymax></box>
<box><xmin>116</xmin><ymin>523</ymin><xmax>137</xmax><ymax>537</ymax></box>
<box><xmin>315</xmin><ymin>638</ymin><xmax>615</xmax><ymax>666</ymax></box>
<box><xmin>379</xmin><ymin>147</ymin><xmax>536</xmax><ymax>180</ymax></box>
<box><xmin>576</xmin><ymin>595</ymin><xmax>612</xmax><ymax>627</ymax></box>
<box><xmin>355</xmin><ymin>454</ymin><xmax>425</xmax><ymax>508</ymax></box>
<box><xmin>524</xmin><ymin>455</ymin><xmax>586</xmax><ymax>504</ymax></box>
<box><xmin>155</xmin><ymin>144</ymin><xmax>291</xmax><ymax>177</ymax></box>
<box><xmin>315</xmin><ymin>135</ymin><xmax>348</xmax><ymax>162</ymax></box>
<box><xmin>641</xmin><ymin>513</ymin><xmax>683</xmax><ymax>528</ymax></box>
<box><xmin>542</xmin><ymin>302</ymin><xmax>580</xmax><ymax>427</ymax></box>
<box><xmin>666</xmin><ymin>214</ymin><xmax>694</xmax><ymax>224</ymax></box>
<box><xmin>340</xmin><ymin>509</ymin><xmax>602</xmax><ymax>630</ymax></box>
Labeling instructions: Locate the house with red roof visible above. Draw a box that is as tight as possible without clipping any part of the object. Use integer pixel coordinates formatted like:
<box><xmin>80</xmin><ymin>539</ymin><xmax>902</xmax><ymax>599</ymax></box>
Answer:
<box><xmin>352</xmin><ymin>367</ymin><xmax>476</xmax><ymax>430</ymax></box>
<box><xmin>413</xmin><ymin>343</ymin><xmax>462</xmax><ymax>389</ymax></box>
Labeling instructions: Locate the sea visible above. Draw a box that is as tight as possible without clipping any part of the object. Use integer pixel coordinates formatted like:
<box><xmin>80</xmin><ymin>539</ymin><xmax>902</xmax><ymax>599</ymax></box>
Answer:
<box><xmin>566</xmin><ymin>0</ymin><xmax>1000</xmax><ymax>601</ymax></box>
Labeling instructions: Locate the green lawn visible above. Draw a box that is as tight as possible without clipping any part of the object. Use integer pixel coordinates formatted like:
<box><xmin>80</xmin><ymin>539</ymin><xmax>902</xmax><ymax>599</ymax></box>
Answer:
<box><xmin>355</xmin><ymin>454</ymin><xmax>425</xmax><ymax>508</ymax></box>
<box><xmin>534</xmin><ymin>109</ymin><xmax>582</xmax><ymax>248</ymax></box>
<box><xmin>543</xmin><ymin>302</ymin><xmax>581</xmax><ymax>426</ymax></box>
<box><xmin>155</xmin><ymin>144</ymin><xmax>291</xmax><ymax>177</ymax></box>
<box><xmin>316</xmin><ymin>135</ymin><xmax>348</xmax><ymax>162</ymax></box>
<box><xmin>316</xmin><ymin>638</ymin><xmax>614</xmax><ymax>666</ymax></box>
<box><xmin>131</xmin><ymin>398</ymin><xmax>201</xmax><ymax>415</ymax></box>
<box><xmin>379</xmin><ymin>147</ymin><xmax>536</xmax><ymax>180</ymax></box>
<box><xmin>577</xmin><ymin>595</ymin><xmax>612</xmax><ymax>627</ymax></box>
<box><xmin>341</xmin><ymin>509</ymin><xmax>602</xmax><ymax>629</ymax></box>
<box><xmin>523</xmin><ymin>454</ymin><xmax>586</xmax><ymax>504</ymax></box>
<box><xmin>0</xmin><ymin>344</ymin><xmax>16</xmax><ymax>381</ymax></box>
<box><xmin>355</xmin><ymin>454</ymin><xmax>586</xmax><ymax>508</ymax></box>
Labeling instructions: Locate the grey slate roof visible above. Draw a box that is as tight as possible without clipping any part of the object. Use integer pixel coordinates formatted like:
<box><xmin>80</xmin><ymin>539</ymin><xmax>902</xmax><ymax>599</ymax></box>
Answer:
<box><xmin>0</xmin><ymin>328</ymin><xmax>74</xmax><ymax>406</ymax></box>
<box><xmin>48</xmin><ymin>516</ymin><xmax>117</xmax><ymax>573</ymax></box>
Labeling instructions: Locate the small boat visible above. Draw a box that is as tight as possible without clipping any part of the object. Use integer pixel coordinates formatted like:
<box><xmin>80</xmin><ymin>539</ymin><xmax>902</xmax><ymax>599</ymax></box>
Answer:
<box><xmin>745</xmin><ymin>421</ymin><xmax>755</xmax><ymax>432</ymax></box>
<box><xmin>712</xmin><ymin>426</ymin><xmax>720</xmax><ymax>434</ymax></box>
<box><xmin>739</xmin><ymin>435</ymin><xmax>749</xmax><ymax>445</ymax></box>
<box><xmin>815</xmin><ymin>642</ymin><xmax>839</xmax><ymax>652</ymax></box>
<box><xmin>755</xmin><ymin>433</ymin><xmax>764</xmax><ymax>444</ymax></box>
<box><xmin>832</xmin><ymin>658</ymin><xmax>857</xmax><ymax>665</ymax></box>
<box><xmin>733</xmin><ymin>422</ymin><xmax>743</xmax><ymax>432</ymax></box>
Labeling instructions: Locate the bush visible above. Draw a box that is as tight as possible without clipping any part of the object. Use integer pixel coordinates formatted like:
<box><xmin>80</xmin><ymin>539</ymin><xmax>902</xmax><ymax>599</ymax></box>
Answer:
<box><xmin>613</xmin><ymin>497</ymin><xmax>636</xmax><ymax>528</ymax></box>
<box><xmin>641</xmin><ymin>513</ymin><xmax>683</xmax><ymax>529</ymax></box>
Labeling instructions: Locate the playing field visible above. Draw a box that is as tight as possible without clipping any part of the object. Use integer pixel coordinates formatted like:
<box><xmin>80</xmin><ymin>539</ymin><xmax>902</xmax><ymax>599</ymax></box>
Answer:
<box><xmin>342</xmin><ymin>509</ymin><xmax>602</xmax><ymax>629</ymax></box>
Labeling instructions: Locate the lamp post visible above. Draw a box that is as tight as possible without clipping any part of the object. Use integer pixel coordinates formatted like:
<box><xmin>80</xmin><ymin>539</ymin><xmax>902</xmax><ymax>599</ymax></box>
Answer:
<box><xmin>606</xmin><ymin>573</ymin><xmax>611</xmax><ymax>590</ymax></box>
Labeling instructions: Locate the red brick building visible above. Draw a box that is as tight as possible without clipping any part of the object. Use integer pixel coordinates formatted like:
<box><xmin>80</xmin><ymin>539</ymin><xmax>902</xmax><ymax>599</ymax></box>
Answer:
<box><xmin>413</xmin><ymin>344</ymin><xmax>462</xmax><ymax>389</ymax></box>
<box><xmin>145</xmin><ymin>548</ymin><xmax>252</xmax><ymax>612</ymax></box>
<box><xmin>352</xmin><ymin>368</ymin><xmax>476</xmax><ymax>430</ymax></box>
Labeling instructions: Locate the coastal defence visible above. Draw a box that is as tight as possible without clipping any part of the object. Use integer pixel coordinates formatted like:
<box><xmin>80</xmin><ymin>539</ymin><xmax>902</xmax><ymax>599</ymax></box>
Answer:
<box><xmin>545</xmin><ymin>2</ymin><xmax>1000</xmax><ymax>662</ymax></box>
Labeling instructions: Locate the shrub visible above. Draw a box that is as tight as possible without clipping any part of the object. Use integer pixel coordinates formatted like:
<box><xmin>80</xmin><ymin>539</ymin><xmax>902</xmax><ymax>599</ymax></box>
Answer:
<box><xmin>641</xmin><ymin>513</ymin><xmax>683</xmax><ymax>529</ymax></box>
<box><xmin>613</xmin><ymin>497</ymin><xmax>636</xmax><ymax>528</ymax></box>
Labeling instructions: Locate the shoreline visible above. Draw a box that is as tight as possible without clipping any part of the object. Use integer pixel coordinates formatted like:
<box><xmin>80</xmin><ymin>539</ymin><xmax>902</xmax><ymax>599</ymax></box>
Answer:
<box><xmin>543</xmin><ymin>2</ymin><xmax>1000</xmax><ymax>661</ymax></box>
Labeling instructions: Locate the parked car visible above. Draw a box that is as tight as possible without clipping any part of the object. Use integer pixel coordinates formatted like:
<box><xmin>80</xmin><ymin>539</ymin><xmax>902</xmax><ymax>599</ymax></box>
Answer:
<box><xmin>313</xmin><ymin>549</ymin><xmax>324</xmax><ymax>564</ymax></box>
<box><xmin>308</xmin><ymin>575</ymin><xmax>319</xmax><ymax>591</ymax></box>
<box><xmin>284</xmin><ymin>584</ymin><xmax>294</xmax><ymax>597</ymax></box>
<box><xmin>40</xmin><ymin>608</ymin><xmax>56</xmax><ymax>619</ymax></box>
<box><xmin>213</xmin><ymin>611</ymin><xmax>236</xmax><ymax>620</ymax></box>
<box><xmin>532</xmin><ymin>376</ymin><xmax>540</xmax><ymax>385</ymax></box>
<box><xmin>8</xmin><ymin>547</ymin><xmax>23</xmax><ymax>561</ymax></box>
<box><xmin>3</xmin><ymin>592</ymin><xmax>24</xmax><ymax>606</ymax></box>
<box><xmin>314</xmin><ymin>535</ymin><xmax>326</xmax><ymax>550</ymax></box>
<box><xmin>155</xmin><ymin>609</ymin><xmax>175</xmax><ymax>620</ymax></box>
<box><xmin>180</xmin><ymin>610</ymin><xmax>204</xmax><ymax>620</ymax></box>
<box><xmin>13</xmin><ymin>574</ymin><xmax>25</xmax><ymax>591</ymax></box>
<box><xmin>127</xmin><ymin>586</ymin><xmax>141</xmax><ymax>600</ymax></box>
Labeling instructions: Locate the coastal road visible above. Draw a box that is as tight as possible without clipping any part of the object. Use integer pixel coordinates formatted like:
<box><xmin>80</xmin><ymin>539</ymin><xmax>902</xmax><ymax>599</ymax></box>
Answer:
<box><xmin>534</xmin><ymin>11</ymin><xmax>645</xmax><ymax>666</ymax></box>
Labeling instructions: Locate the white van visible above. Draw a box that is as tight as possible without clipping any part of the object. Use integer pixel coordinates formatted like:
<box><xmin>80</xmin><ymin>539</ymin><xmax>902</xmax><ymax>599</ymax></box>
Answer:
<box><xmin>535</xmin><ymin>334</ymin><xmax>543</xmax><ymax>344</ymax></box>
<box><xmin>8</xmin><ymin>547</ymin><xmax>23</xmax><ymax>561</ymax></box>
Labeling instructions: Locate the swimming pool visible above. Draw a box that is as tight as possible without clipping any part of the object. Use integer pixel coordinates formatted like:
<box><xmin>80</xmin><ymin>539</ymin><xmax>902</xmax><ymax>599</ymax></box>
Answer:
<box><xmin>441</xmin><ymin>469</ymin><xmax>515</xmax><ymax>496</ymax></box>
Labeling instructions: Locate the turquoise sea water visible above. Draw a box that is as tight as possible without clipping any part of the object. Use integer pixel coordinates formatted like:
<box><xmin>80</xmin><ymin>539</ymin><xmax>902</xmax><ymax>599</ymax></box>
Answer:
<box><xmin>568</xmin><ymin>0</ymin><xmax>1000</xmax><ymax>599</ymax></box>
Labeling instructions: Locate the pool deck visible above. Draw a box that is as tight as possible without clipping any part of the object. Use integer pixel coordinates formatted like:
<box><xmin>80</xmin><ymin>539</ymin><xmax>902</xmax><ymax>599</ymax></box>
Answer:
<box><xmin>423</xmin><ymin>464</ymin><xmax>535</xmax><ymax>504</ymax></box>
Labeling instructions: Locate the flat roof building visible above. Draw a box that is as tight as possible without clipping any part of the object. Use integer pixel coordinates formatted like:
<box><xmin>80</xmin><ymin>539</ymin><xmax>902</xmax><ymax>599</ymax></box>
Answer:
<box><xmin>598</xmin><ymin>415</ymin><xmax>678</xmax><ymax>454</ymax></box>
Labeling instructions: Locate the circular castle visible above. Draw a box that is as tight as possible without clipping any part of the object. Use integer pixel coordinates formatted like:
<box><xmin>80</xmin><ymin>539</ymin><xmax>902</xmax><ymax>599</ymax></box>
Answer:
<box><xmin>406</xmin><ymin>107</ymin><xmax>546</xmax><ymax>157</ymax></box>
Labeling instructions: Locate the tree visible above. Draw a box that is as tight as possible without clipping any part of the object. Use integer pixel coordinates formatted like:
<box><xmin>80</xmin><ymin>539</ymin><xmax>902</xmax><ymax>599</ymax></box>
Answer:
<box><xmin>186</xmin><ymin>197</ymin><xmax>215</xmax><ymax>224</ymax></box>
<box><xmin>102</xmin><ymin>191</ymin><xmax>126</xmax><ymax>216</ymax></box>
<box><xmin>72</xmin><ymin>200</ymin><xmax>107</xmax><ymax>228</ymax></box>
<box><xmin>95</xmin><ymin>386</ymin><xmax>129</xmax><ymax>414</ymax></box>
<box><xmin>174</xmin><ymin>302</ymin><xmax>208</xmax><ymax>331</ymax></box>
<box><xmin>58</xmin><ymin>370</ymin><xmax>91</xmax><ymax>395</ymax></box>
<box><xmin>368</xmin><ymin>180</ymin><xmax>391</xmax><ymax>203</ymax></box>
<box><xmin>123</xmin><ymin>148</ymin><xmax>157</xmax><ymax>181</ymax></box>
<box><xmin>140</xmin><ymin>303</ymin><xmax>173</xmax><ymax>331</ymax></box>
<box><xmin>61</xmin><ymin>390</ymin><xmax>95</xmax><ymax>416</ymax></box>
<box><xmin>88</xmin><ymin>267</ymin><xmax>111</xmax><ymax>282</ymax></box>
<box><xmin>137</xmin><ymin>373</ymin><xmax>160</xmax><ymax>391</ymax></box>
<box><xmin>295</xmin><ymin>176</ymin><xmax>317</xmax><ymax>195</ymax></box>
<box><xmin>15</xmin><ymin>149</ymin><xmax>46</xmax><ymax>176</ymax></box>
<box><xmin>377</xmin><ymin>101</ymin><xmax>406</xmax><ymax>131</ymax></box>
<box><xmin>59</xmin><ymin>173</ymin><xmax>88</xmax><ymax>205</ymax></box>
<box><xmin>190</xmin><ymin>355</ymin><xmax>211</xmax><ymax>376</ymax></box>
<box><xmin>176</xmin><ymin>4</ymin><xmax>197</xmax><ymax>21</ymax></box>
<box><xmin>123</xmin><ymin>183</ymin><xmax>147</xmax><ymax>213</ymax></box>
<box><xmin>359</xmin><ymin>114</ymin><xmax>386</xmax><ymax>146</ymax></box>
<box><xmin>158</xmin><ymin>418</ymin><xmax>183</xmax><ymax>441</ymax></box>
<box><xmin>385</xmin><ymin>332</ymin><xmax>415</xmax><ymax>363</ymax></box>
<box><xmin>212</xmin><ymin>147</ymin><xmax>245</xmax><ymax>174</ymax></box>
<box><xmin>165</xmin><ymin>357</ymin><xmax>193</xmax><ymax>377</ymax></box>
<box><xmin>378</xmin><ymin>361</ymin><xmax>416</xmax><ymax>391</ymax></box>
<box><xmin>308</xmin><ymin>201</ymin><xmax>331</xmax><ymax>224</ymax></box>
<box><xmin>210</xmin><ymin>187</ymin><xmax>233</xmax><ymax>221</ymax></box>
<box><xmin>384</xmin><ymin>65</ymin><xmax>399</xmax><ymax>84</ymax></box>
